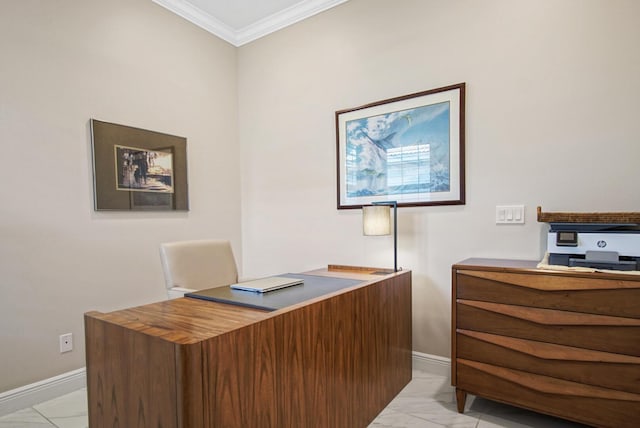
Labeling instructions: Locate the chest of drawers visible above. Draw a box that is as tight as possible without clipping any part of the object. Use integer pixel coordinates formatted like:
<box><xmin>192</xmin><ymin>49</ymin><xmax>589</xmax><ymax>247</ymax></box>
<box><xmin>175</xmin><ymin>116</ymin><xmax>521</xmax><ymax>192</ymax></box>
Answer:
<box><xmin>451</xmin><ymin>258</ymin><xmax>640</xmax><ymax>428</ymax></box>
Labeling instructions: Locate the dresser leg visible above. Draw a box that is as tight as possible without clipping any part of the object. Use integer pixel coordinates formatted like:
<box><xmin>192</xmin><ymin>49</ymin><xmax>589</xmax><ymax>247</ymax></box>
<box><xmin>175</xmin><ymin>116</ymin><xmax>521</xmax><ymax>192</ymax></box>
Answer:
<box><xmin>455</xmin><ymin>388</ymin><xmax>467</xmax><ymax>413</ymax></box>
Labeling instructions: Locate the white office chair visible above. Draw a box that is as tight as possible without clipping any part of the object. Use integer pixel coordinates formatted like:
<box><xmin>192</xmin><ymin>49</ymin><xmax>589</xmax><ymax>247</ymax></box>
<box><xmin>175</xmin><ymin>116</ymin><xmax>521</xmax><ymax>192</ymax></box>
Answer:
<box><xmin>159</xmin><ymin>239</ymin><xmax>239</xmax><ymax>299</ymax></box>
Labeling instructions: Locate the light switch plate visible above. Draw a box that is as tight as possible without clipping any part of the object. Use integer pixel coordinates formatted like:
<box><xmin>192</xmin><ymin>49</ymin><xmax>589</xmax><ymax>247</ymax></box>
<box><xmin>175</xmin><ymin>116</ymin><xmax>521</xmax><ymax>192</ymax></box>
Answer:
<box><xmin>496</xmin><ymin>205</ymin><xmax>525</xmax><ymax>224</ymax></box>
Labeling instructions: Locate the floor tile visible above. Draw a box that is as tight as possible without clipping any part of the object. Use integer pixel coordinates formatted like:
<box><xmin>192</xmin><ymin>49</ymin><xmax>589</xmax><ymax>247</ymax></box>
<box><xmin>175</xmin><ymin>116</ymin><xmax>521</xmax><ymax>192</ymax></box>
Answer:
<box><xmin>476</xmin><ymin>399</ymin><xmax>589</xmax><ymax>428</ymax></box>
<box><xmin>369</xmin><ymin>408</ymin><xmax>445</xmax><ymax>427</ymax></box>
<box><xmin>32</xmin><ymin>389</ymin><xmax>88</xmax><ymax>428</ymax></box>
<box><xmin>1</xmin><ymin>369</ymin><xmax>592</xmax><ymax>428</ymax></box>
<box><xmin>0</xmin><ymin>408</ymin><xmax>55</xmax><ymax>428</ymax></box>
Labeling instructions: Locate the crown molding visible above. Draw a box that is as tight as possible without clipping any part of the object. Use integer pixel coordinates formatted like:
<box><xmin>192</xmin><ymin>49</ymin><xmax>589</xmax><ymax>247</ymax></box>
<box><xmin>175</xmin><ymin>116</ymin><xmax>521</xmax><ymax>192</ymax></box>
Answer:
<box><xmin>152</xmin><ymin>0</ymin><xmax>349</xmax><ymax>47</ymax></box>
<box><xmin>235</xmin><ymin>0</ymin><xmax>349</xmax><ymax>46</ymax></box>
<box><xmin>152</xmin><ymin>0</ymin><xmax>237</xmax><ymax>45</ymax></box>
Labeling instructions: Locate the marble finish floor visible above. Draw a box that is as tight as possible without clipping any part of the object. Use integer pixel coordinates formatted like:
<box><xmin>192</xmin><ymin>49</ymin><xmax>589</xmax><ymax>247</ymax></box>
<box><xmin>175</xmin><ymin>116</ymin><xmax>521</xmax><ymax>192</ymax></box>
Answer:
<box><xmin>0</xmin><ymin>370</ymin><xmax>588</xmax><ymax>427</ymax></box>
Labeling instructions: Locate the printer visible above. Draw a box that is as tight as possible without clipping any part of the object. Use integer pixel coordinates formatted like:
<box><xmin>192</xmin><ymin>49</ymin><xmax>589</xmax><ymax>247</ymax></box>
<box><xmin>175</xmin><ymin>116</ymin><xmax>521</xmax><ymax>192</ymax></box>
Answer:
<box><xmin>547</xmin><ymin>223</ymin><xmax>640</xmax><ymax>271</ymax></box>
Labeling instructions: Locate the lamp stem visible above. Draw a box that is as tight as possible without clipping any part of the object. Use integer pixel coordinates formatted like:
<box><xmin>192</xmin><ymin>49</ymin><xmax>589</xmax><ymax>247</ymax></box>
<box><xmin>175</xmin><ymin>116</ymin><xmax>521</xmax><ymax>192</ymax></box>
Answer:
<box><xmin>372</xmin><ymin>200</ymin><xmax>398</xmax><ymax>272</ymax></box>
<box><xmin>393</xmin><ymin>202</ymin><xmax>397</xmax><ymax>272</ymax></box>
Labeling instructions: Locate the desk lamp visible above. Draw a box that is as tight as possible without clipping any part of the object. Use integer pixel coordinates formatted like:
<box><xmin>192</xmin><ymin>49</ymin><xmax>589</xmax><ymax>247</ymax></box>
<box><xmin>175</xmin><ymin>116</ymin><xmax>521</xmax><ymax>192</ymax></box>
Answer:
<box><xmin>362</xmin><ymin>200</ymin><xmax>398</xmax><ymax>272</ymax></box>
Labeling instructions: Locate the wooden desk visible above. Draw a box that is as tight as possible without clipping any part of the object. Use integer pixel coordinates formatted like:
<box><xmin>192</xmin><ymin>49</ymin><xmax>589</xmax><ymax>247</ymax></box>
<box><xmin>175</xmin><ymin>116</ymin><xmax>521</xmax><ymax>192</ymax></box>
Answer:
<box><xmin>84</xmin><ymin>266</ymin><xmax>412</xmax><ymax>427</ymax></box>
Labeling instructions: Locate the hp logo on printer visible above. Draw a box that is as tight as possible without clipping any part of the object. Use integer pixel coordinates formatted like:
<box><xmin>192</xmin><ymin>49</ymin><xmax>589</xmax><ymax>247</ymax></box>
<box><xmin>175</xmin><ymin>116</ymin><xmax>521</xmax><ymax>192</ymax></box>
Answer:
<box><xmin>597</xmin><ymin>240</ymin><xmax>607</xmax><ymax>248</ymax></box>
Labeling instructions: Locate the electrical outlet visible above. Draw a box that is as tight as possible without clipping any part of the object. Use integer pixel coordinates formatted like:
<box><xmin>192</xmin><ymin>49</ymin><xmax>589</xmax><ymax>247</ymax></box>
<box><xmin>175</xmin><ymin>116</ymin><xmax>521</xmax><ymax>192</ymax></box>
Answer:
<box><xmin>59</xmin><ymin>333</ymin><xmax>73</xmax><ymax>353</ymax></box>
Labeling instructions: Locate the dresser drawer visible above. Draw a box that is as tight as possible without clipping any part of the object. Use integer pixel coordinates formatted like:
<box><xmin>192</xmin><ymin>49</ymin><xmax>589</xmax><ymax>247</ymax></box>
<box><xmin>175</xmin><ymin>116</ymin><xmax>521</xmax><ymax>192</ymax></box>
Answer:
<box><xmin>456</xmin><ymin>270</ymin><xmax>640</xmax><ymax>318</ymax></box>
<box><xmin>456</xmin><ymin>300</ymin><xmax>640</xmax><ymax>356</ymax></box>
<box><xmin>456</xmin><ymin>359</ymin><xmax>640</xmax><ymax>428</ymax></box>
<box><xmin>457</xmin><ymin>329</ymin><xmax>640</xmax><ymax>394</ymax></box>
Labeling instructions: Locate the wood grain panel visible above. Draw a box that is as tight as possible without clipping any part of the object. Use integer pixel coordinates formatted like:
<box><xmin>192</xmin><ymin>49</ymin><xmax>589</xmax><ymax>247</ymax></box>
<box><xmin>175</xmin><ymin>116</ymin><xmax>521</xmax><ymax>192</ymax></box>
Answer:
<box><xmin>459</xmin><ymin>299</ymin><xmax>640</xmax><ymax>326</ymax></box>
<box><xmin>287</xmin><ymin>293</ymin><xmax>332</xmax><ymax>428</ymax></box>
<box><xmin>457</xmin><ymin>302</ymin><xmax>640</xmax><ymax>356</ymax></box>
<box><xmin>459</xmin><ymin>359</ymin><xmax>640</xmax><ymax>401</ymax></box>
<box><xmin>459</xmin><ymin>269</ymin><xmax>640</xmax><ymax>291</ymax></box>
<box><xmin>537</xmin><ymin>206</ymin><xmax>640</xmax><ymax>224</ymax></box>
<box><xmin>86</xmin><ymin>297</ymin><xmax>270</xmax><ymax>344</ymax></box>
<box><xmin>328</xmin><ymin>264</ymin><xmax>394</xmax><ymax>274</ymax></box>
<box><xmin>457</xmin><ymin>273</ymin><xmax>640</xmax><ymax>317</ymax></box>
<box><xmin>202</xmin><ymin>270</ymin><xmax>413</xmax><ymax>428</ymax></box>
<box><xmin>348</xmin><ymin>274</ymin><xmax>413</xmax><ymax>426</ymax></box>
<box><xmin>457</xmin><ymin>330</ymin><xmax>640</xmax><ymax>394</ymax></box>
<box><xmin>453</xmin><ymin>258</ymin><xmax>640</xmax><ymax>282</ymax></box>
<box><xmin>206</xmin><ymin>319</ymin><xmax>279</xmax><ymax>427</ymax></box>
<box><xmin>279</xmin><ymin>298</ymin><xmax>333</xmax><ymax>427</ymax></box>
<box><xmin>85</xmin><ymin>315</ymin><xmax>181</xmax><ymax>427</ymax></box>
<box><xmin>174</xmin><ymin>343</ymin><xmax>204</xmax><ymax>428</ymax></box>
<box><xmin>456</xmin><ymin>360</ymin><xmax>640</xmax><ymax>428</ymax></box>
<box><xmin>452</xmin><ymin>259</ymin><xmax>640</xmax><ymax>428</ymax></box>
<box><xmin>451</xmin><ymin>267</ymin><xmax>463</xmax><ymax>386</ymax></box>
<box><xmin>85</xmin><ymin>268</ymin><xmax>412</xmax><ymax>427</ymax></box>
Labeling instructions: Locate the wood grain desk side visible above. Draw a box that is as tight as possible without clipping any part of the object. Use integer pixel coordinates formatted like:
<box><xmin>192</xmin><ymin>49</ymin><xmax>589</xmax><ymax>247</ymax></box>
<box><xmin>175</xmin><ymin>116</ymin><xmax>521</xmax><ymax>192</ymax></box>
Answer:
<box><xmin>85</xmin><ymin>268</ymin><xmax>412</xmax><ymax>428</ymax></box>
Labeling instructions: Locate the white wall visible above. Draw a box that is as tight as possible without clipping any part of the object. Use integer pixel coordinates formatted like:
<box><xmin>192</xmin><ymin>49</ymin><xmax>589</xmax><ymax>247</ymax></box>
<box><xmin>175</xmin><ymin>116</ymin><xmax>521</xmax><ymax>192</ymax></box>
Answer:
<box><xmin>0</xmin><ymin>0</ymin><xmax>240</xmax><ymax>393</ymax></box>
<box><xmin>238</xmin><ymin>0</ymin><xmax>640</xmax><ymax>357</ymax></box>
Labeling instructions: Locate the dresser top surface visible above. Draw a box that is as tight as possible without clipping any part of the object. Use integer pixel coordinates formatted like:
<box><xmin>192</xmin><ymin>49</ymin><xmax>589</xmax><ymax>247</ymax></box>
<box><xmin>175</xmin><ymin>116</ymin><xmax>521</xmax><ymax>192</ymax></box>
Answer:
<box><xmin>455</xmin><ymin>258</ymin><xmax>539</xmax><ymax>270</ymax></box>
<box><xmin>454</xmin><ymin>258</ymin><xmax>640</xmax><ymax>282</ymax></box>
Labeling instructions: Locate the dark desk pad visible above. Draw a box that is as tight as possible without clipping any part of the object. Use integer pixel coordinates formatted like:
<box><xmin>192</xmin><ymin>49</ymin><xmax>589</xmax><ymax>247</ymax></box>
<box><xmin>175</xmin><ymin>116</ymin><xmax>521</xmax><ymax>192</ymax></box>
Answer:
<box><xmin>185</xmin><ymin>273</ymin><xmax>363</xmax><ymax>311</ymax></box>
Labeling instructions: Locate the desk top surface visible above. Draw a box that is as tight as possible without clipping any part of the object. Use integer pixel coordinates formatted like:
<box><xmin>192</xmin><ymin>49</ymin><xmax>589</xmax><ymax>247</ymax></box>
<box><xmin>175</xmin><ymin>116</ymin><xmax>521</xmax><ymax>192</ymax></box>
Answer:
<box><xmin>185</xmin><ymin>273</ymin><xmax>363</xmax><ymax>311</ymax></box>
<box><xmin>85</xmin><ymin>266</ymin><xmax>408</xmax><ymax>345</ymax></box>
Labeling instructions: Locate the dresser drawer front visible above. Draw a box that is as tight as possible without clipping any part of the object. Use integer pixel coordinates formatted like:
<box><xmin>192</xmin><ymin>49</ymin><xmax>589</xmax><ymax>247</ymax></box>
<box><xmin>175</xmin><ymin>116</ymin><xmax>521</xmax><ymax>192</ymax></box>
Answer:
<box><xmin>457</xmin><ymin>330</ymin><xmax>640</xmax><ymax>394</ymax></box>
<box><xmin>456</xmin><ymin>272</ymin><xmax>640</xmax><ymax>318</ymax></box>
<box><xmin>456</xmin><ymin>359</ymin><xmax>640</xmax><ymax>428</ymax></box>
<box><xmin>456</xmin><ymin>302</ymin><xmax>640</xmax><ymax>356</ymax></box>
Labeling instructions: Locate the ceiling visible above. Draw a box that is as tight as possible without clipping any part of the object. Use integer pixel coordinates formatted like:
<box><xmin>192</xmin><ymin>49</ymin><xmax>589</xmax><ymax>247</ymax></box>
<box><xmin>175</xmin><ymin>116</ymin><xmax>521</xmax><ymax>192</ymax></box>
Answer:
<box><xmin>152</xmin><ymin>0</ymin><xmax>349</xmax><ymax>47</ymax></box>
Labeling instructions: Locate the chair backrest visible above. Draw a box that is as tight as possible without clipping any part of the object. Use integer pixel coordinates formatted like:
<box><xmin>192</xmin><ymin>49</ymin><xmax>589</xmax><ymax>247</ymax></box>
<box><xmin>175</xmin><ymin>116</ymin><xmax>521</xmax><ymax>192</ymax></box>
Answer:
<box><xmin>159</xmin><ymin>239</ymin><xmax>238</xmax><ymax>294</ymax></box>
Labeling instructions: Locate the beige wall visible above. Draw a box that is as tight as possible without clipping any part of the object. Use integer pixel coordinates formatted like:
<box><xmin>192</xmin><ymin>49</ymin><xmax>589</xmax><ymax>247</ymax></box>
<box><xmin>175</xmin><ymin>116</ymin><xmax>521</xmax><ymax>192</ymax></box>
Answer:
<box><xmin>0</xmin><ymin>0</ymin><xmax>240</xmax><ymax>392</ymax></box>
<box><xmin>2</xmin><ymin>0</ymin><xmax>640</xmax><ymax>395</ymax></box>
<box><xmin>238</xmin><ymin>0</ymin><xmax>640</xmax><ymax>357</ymax></box>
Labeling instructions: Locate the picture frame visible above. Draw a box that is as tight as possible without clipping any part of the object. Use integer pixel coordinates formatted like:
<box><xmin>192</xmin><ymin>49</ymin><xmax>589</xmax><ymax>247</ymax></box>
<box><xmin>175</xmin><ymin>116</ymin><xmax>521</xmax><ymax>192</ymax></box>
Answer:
<box><xmin>336</xmin><ymin>83</ymin><xmax>465</xmax><ymax>209</ymax></box>
<box><xmin>90</xmin><ymin>119</ymin><xmax>189</xmax><ymax>210</ymax></box>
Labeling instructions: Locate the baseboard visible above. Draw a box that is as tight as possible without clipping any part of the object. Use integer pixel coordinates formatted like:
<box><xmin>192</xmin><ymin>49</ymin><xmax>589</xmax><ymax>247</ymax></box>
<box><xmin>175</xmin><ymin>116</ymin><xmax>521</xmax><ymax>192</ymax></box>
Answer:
<box><xmin>412</xmin><ymin>351</ymin><xmax>451</xmax><ymax>378</ymax></box>
<box><xmin>0</xmin><ymin>368</ymin><xmax>86</xmax><ymax>417</ymax></box>
<box><xmin>0</xmin><ymin>354</ymin><xmax>448</xmax><ymax>417</ymax></box>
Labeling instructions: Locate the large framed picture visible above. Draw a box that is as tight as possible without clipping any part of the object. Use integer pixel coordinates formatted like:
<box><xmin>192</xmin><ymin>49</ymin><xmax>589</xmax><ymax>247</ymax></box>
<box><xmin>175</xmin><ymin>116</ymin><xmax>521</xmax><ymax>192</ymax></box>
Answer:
<box><xmin>336</xmin><ymin>83</ymin><xmax>465</xmax><ymax>209</ymax></box>
<box><xmin>90</xmin><ymin>119</ymin><xmax>189</xmax><ymax>210</ymax></box>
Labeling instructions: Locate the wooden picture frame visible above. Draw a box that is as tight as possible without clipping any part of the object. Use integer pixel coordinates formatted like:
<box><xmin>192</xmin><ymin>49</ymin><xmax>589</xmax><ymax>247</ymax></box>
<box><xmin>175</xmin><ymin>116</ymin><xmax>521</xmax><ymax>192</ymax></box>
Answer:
<box><xmin>336</xmin><ymin>83</ymin><xmax>465</xmax><ymax>209</ymax></box>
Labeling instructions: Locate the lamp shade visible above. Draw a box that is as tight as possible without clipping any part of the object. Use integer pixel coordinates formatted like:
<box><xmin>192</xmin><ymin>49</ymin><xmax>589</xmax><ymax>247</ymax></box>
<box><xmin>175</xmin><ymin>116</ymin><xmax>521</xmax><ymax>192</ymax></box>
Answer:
<box><xmin>363</xmin><ymin>205</ymin><xmax>391</xmax><ymax>236</ymax></box>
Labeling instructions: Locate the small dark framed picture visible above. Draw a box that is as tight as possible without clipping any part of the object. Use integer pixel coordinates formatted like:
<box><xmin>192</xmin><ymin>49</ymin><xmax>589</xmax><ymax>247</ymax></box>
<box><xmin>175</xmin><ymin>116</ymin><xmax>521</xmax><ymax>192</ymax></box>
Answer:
<box><xmin>90</xmin><ymin>119</ymin><xmax>189</xmax><ymax>211</ymax></box>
